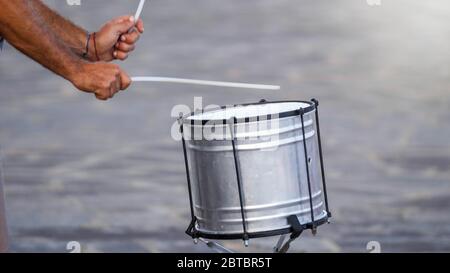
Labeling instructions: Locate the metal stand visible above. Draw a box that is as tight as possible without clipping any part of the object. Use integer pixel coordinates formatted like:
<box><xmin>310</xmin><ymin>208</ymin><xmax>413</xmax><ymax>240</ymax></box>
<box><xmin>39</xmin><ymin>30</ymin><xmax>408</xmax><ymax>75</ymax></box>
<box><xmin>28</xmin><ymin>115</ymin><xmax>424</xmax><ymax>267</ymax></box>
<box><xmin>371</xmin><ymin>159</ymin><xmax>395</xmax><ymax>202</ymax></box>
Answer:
<box><xmin>198</xmin><ymin>238</ymin><xmax>234</xmax><ymax>253</ymax></box>
<box><xmin>274</xmin><ymin>216</ymin><xmax>304</xmax><ymax>253</ymax></box>
<box><xmin>179</xmin><ymin>99</ymin><xmax>331</xmax><ymax>253</ymax></box>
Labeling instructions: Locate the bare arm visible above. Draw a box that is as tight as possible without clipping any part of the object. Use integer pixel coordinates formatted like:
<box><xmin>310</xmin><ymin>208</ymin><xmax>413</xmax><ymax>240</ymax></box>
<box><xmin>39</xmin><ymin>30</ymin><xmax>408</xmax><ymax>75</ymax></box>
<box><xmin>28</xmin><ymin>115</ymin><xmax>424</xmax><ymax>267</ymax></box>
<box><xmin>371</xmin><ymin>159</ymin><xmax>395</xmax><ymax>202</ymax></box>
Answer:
<box><xmin>0</xmin><ymin>0</ymin><xmax>82</xmax><ymax>82</ymax></box>
<box><xmin>31</xmin><ymin>0</ymin><xmax>90</xmax><ymax>59</ymax></box>
<box><xmin>0</xmin><ymin>0</ymin><xmax>131</xmax><ymax>101</ymax></box>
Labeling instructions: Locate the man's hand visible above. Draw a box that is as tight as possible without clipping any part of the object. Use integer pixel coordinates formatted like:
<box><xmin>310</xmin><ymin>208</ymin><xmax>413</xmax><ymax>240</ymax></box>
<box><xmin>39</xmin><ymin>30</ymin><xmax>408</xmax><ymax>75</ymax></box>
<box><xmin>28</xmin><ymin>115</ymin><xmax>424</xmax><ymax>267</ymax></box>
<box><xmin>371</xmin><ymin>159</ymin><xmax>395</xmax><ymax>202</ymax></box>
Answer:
<box><xmin>94</xmin><ymin>15</ymin><xmax>144</xmax><ymax>62</ymax></box>
<box><xmin>71</xmin><ymin>62</ymin><xmax>131</xmax><ymax>101</ymax></box>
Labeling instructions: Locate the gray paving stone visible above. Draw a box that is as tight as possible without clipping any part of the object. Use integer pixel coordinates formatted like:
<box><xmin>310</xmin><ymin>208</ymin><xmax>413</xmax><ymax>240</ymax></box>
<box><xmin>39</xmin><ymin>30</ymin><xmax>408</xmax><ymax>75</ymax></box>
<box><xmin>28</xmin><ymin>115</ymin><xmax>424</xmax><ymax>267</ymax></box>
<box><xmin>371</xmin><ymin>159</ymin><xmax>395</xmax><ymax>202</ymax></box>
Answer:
<box><xmin>0</xmin><ymin>0</ymin><xmax>449</xmax><ymax>252</ymax></box>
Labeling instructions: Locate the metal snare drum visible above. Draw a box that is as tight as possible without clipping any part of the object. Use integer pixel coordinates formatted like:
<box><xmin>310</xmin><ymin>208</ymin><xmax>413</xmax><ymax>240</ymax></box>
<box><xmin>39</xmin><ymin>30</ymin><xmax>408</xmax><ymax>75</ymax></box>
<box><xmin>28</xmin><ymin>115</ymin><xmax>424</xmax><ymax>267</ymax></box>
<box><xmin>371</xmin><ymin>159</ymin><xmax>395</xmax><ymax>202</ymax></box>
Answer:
<box><xmin>179</xmin><ymin>99</ymin><xmax>331</xmax><ymax>244</ymax></box>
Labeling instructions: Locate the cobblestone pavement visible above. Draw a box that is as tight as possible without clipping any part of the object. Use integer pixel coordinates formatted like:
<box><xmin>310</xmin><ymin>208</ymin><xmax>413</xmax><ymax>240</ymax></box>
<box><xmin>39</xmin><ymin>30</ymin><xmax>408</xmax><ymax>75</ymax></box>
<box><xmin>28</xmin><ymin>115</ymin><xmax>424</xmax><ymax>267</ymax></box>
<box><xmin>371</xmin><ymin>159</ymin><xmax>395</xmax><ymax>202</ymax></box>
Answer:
<box><xmin>0</xmin><ymin>0</ymin><xmax>449</xmax><ymax>252</ymax></box>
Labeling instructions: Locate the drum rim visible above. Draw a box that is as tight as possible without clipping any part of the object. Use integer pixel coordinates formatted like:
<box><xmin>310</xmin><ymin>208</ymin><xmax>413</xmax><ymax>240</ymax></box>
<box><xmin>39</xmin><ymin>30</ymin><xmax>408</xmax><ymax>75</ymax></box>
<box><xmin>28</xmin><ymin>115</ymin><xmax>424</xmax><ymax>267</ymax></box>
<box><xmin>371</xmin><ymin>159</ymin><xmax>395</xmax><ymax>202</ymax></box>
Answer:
<box><xmin>182</xmin><ymin>100</ymin><xmax>316</xmax><ymax>125</ymax></box>
<box><xmin>191</xmin><ymin>215</ymin><xmax>329</xmax><ymax>240</ymax></box>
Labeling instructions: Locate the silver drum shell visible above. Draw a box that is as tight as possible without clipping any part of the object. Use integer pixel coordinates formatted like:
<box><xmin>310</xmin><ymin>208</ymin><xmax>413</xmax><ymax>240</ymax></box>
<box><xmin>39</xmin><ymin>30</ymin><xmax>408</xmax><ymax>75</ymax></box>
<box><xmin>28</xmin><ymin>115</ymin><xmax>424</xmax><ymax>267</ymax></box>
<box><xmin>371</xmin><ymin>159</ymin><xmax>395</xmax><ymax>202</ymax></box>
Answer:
<box><xmin>183</xmin><ymin>107</ymin><xmax>327</xmax><ymax>236</ymax></box>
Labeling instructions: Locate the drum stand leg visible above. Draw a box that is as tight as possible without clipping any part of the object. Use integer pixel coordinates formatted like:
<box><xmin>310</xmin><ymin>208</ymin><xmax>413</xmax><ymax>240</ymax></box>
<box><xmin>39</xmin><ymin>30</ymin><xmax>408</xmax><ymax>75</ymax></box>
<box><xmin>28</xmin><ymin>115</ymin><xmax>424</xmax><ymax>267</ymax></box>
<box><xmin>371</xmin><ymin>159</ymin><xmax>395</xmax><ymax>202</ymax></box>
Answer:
<box><xmin>273</xmin><ymin>235</ymin><xmax>288</xmax><ymax>253</ymax></box>
<box><xmin>274</xmin><ymin>215</ymin><xmax>304</xmax><ymax>253</ymax></box>
<box><xmin>198</xmin><ymin>238</ymin><xmax>234</xmax><ymax>253</ymax></box>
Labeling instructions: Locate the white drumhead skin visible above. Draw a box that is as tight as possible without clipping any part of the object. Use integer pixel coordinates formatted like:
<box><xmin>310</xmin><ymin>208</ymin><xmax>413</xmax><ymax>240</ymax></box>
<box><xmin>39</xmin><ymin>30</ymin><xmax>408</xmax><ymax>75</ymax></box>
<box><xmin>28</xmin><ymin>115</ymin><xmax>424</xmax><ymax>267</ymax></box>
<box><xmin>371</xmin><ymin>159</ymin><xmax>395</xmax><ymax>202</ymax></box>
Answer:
<box><xmin>187</xmin><ymin>102</ymin><xmax>311</xmax><ymax>121</ymax></box>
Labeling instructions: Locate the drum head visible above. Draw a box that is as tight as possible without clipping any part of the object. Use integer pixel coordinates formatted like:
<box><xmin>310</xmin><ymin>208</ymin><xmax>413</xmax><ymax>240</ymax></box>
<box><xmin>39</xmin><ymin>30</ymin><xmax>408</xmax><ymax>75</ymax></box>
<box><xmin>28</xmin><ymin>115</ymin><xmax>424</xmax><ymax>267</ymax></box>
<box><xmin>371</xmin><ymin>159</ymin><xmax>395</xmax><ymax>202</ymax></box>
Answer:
<box><xmin>184</xmin><ymin>101</ymin><xmax>315</xmax><ymax>124</ymax></box>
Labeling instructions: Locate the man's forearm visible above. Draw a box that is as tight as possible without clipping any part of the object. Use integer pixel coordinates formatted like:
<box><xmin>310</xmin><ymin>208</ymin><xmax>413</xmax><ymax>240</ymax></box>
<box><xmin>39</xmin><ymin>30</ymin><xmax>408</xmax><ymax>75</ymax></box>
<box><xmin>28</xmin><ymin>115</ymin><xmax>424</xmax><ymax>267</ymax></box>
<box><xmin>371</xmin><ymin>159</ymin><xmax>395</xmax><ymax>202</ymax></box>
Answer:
<box><xmin>0</xmin><ymin>0</ymin><xmax>83</xmax><ymax>82</ymax></box>
<box><xmin>32</xmin><ymin>0</ymin><xmax>91</xmax><ymax>59</ymax></box>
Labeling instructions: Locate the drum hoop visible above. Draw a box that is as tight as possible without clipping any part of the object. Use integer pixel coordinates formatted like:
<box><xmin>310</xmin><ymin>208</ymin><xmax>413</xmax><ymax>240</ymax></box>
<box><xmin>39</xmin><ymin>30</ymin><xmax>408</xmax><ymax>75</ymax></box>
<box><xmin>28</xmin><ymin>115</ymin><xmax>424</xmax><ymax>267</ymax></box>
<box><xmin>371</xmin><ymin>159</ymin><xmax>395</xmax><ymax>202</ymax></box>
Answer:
<box><xmin>191</xmin><ymin>216</ymin><xmax>329</xmax><ymax>240</ymax></box>
<box><xmin>182</xmin><ymin>100</ymin><xmax>316</xmax><ymax>126</ymax></box>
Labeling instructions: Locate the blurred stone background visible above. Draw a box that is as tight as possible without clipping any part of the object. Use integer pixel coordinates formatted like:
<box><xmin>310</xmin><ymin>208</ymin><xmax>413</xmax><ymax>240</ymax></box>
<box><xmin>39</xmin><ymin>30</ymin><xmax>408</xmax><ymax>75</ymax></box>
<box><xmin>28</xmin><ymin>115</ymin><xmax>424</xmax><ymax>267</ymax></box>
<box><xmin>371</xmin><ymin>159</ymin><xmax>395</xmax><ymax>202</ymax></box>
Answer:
<box><xmin>0</xmin><ymin>0</ymin><xmax>449</xmax><ymax>252</ymax></box>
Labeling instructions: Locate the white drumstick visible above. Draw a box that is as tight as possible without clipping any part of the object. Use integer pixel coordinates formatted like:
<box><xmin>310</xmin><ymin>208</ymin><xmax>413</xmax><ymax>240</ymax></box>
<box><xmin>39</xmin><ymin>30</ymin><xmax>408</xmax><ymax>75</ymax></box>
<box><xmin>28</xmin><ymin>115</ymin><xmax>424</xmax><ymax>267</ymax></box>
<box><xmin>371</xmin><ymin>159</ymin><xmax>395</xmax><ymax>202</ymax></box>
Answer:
<box><xmin>131</xmin><ymin>76</ymin><xmax>281</xmax><ymax>90</ymax></box>
<box><xmin>135</xmin><ymin>0</ymin><xmax>146</xmax><ymax>21</ymax></box>
<box><xmin>129</xmin><ymin>0</ymin><xmax>146</xmax><ymax>33</ymax></box>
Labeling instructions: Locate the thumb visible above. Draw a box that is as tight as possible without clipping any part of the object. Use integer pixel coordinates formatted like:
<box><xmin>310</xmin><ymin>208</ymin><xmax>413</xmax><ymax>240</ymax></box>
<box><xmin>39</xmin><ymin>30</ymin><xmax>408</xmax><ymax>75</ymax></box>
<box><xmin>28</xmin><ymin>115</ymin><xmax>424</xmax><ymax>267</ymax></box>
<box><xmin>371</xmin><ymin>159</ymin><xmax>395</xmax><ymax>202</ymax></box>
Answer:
<box><xmin>119</xmin><ymin>69</ymin><xmax>132</xmax><ymax>90</ymax></box>
<box><xmin>110</xmin><ymin>16</ymin><xmax>135</xmax><ymax>35</ymax></box>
